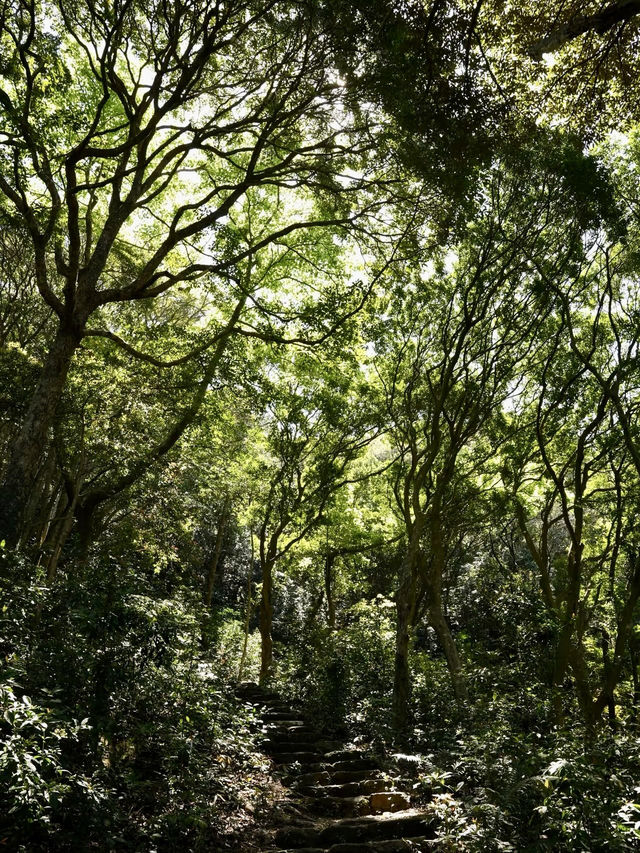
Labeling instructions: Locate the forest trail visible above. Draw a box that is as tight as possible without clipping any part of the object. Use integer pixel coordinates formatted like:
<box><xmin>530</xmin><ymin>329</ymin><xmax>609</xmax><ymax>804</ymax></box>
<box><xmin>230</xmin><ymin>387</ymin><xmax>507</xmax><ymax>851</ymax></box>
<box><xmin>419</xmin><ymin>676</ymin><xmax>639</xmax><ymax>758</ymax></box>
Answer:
<box><xmin>238</xmin><ymin>684</ymin><xmax>438</xmax><ymax>852</ymax></box>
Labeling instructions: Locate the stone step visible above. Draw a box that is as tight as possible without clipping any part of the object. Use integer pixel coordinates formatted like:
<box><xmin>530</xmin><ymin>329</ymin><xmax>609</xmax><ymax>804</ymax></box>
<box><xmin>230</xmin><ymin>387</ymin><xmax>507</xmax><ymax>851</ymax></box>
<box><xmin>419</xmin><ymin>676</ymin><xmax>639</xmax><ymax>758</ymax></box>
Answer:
<box><xmin>300</xmin><ymin>778</ymin><xmax>390</xmax><ymax>798</ymax></box>
<box><xmin>265</xmin><ymin>710</ymin><xmax>306</xmax><ymax>721</ymax></box>
<box><xmin>327</xmin><ymin>839</ymin><xmax>435</xmax><ymax>852</ymax></box>
<box><xmin>264</xmin><ymin>732</ymin><xmax>319</xmax><ymax>746</ymax></box>
<box><xmin>265</xmin><ymin>741</ymin><xmax>320</xmax><ymax>754</ymax></box>
<box><xmin>266</xmin><ymin>724</ymin><xmax>316</xmax><ymax>736</ymax></box>
<box><xmin>306</xmin><ymin>757</ymin><xmax>381</xmax><ymax>774</ymax></box>
<box><xmin>303</xmin><ymin>794</ymin><xmax>372</xmax><ymax>818</ymax></box>
<box><xmin>277</xmin><ymin>839</ymin><xmax>436</xmax><ymax>853</ymax></box>
<box><xmin>236</xmin><ymin>681</ymin><xmax>277</xmax><ymax>698</ymax></box>
<box><xmin>264</xmin><ymin>701</ymin><xmax>299</xmax><ymax>712</ymax></box>
<box><xmin>322</xmin><ymin>749</ymin><xmax>364</xmax><ymax>763</ymax></box>
<box><xmin>276</xmin><ymin>811</ymin><xmax>435</xmax><ymax>849</ymax></box>
<box><xmin>272</xmin><ymin>751</ymin><xmax>324</xmax><ymax>765</ymax></box>
<box><xmin>289</xmin><ymin>770</ymin><xmax>333</xmax><ymax>787</ymax></box>
<box><xmin>304</xmin><ymin>790</ymin><xmax>410</xmax><ymax>818</ymax></box>
<box><xmin>329</xmin><ymin>769</ymin><xmax>386</xmax><ymax>785</ymax></box>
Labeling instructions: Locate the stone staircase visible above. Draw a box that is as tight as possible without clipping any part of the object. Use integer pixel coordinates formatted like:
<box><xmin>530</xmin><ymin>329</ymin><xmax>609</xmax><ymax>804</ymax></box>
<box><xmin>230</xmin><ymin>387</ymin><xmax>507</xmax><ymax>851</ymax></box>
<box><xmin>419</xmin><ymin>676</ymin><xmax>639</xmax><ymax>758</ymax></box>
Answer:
<box><xmin>237</xmin><ymin>683</ymin><xmax>437</xmax><ymax>852</ymax></box>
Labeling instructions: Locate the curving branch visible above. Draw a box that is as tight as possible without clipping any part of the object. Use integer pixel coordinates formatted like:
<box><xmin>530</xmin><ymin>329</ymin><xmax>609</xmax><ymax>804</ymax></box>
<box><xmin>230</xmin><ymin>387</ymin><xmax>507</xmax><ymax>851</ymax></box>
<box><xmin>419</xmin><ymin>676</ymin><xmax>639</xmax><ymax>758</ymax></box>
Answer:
<box><xmin>529</xmin><ymin>0</ymin><xmax>640</xmax><ymax>58</ymax></box>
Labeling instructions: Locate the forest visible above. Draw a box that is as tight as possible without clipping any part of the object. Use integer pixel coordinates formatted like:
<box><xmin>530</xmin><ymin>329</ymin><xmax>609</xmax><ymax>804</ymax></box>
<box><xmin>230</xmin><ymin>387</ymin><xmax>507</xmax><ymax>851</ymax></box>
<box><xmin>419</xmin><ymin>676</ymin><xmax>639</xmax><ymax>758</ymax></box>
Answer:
<box><xmin>2</xmin><ymin>0</ymin><xmax>640</xmax><ymax>850</ymax></box>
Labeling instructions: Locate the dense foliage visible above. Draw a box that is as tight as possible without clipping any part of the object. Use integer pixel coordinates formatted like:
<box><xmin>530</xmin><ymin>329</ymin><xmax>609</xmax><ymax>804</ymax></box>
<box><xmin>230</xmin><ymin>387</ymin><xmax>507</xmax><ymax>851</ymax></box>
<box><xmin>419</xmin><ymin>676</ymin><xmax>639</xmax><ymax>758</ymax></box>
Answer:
<box><xmin>3</xmin><ymin>0</ymin><xmax>640</xmax><ymax>849</ymax></box>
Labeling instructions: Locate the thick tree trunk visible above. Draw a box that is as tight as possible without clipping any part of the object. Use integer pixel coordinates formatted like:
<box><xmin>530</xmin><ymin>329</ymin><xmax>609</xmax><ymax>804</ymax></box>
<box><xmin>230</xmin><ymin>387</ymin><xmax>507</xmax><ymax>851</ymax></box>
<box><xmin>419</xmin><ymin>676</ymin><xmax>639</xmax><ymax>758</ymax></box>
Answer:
<box><xmin>238</xmin><ymin>530</ymin><xmax>255</xmax><ymax>682</ymax></box>
<box><xmin>568</xmin><ymin>637</ymin><xmax>597</xmax><ymax>730</ymax></box>
<box><xmin>74</xmin><ymin>499</ymin><xmax>98</xmax><ymax>565</ymax></box>
<box><xmin>393</xmin><ymin>541</ymin><xmax>420</xmax><ymax>735</ymax></box>
<box><xmin>552</xmin><ymin>620</ymin><xmax>573</xmax><ymax>724</ymax></box>
<box><xmin>259</xmin><ymin>555</ymin><xmax>275</xmax><ymax>686</ymax></box>
<box><xmin>428</xmin><ymin>504</ymin><xmax>468</xmax><ymax>703</ymax></box>
<box><xmin>428</xmin><ymin>594</ymin><xmax>468</xmax><ymax>703</ymax></box>
<box><xmin>0</xmin><ymin>327</ymin><xmax>80</xmax><ymax>548</ymax></box>
<box><xmin>18</xmin><ymin>450</ymin><xmax>56</xmax><ymax>551</ymax></box>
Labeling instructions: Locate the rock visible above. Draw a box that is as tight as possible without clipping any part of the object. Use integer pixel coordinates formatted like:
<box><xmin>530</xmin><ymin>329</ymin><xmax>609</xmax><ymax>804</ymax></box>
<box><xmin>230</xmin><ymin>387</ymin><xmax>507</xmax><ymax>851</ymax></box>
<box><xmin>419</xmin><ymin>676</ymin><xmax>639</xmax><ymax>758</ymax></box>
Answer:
<box><xmin>318</xmin><ymin>811</ymin><xmax>436</xmax><ymax>846</ymax></box>
<box><xmin>369</xmin><ymin>791</ymin><xmax>411</xmax><ymax>813</ymax></box>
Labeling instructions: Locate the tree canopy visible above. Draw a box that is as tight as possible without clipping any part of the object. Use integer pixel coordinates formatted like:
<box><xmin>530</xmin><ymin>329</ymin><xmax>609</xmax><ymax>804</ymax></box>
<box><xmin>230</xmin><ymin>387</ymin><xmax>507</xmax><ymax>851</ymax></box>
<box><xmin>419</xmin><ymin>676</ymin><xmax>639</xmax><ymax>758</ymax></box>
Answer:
<box><xmin>3</xmin><ymin>1</ymin><xmax>640</xmax><ymax>850</ymax></box>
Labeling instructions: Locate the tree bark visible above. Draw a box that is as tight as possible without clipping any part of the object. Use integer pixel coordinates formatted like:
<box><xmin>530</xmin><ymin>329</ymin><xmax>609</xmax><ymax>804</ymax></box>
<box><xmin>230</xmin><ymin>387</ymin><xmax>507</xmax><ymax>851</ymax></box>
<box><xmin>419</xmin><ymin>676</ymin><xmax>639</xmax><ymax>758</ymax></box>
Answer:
<box><xmin>238</xmin><ymin>529</ymin><xmax>255</xmax><ymax>682</ymax></box>
<box><xmin>428</xmin><ymin>595</ymin><xmax>468</xmax><ymax>703</ymax></box>
<box><xmin>393</xmin><ymin>538</ymin><xmax>420</xmax><ymax>735</ymax></box>
<box><xmin>630</xmin><ymin>642</ymin><xmax>640</xmax><ymax>721</ymax></box>
<box><xmin>427</xmin><ymin>501</ymin><xmax>468</xmax><ymax>703</ymax></box>
<box><xmin>0</xmin><ymin>326</ymin><xmax>80</xmax><ymax>548</ymax></box>
<box><xmin>18</xmin><ymin>450</ymin><xmax>56</xmax><ymax>551</ymax></box>
<box><xmin>259</xmin><ymin>552</ymin><xmax>276</xmax><ymax>686</ymax></box>
<box><xmin>529</xmin><ymin>0</ymin><xmax>640</xmax><ymax>58</ymax></box>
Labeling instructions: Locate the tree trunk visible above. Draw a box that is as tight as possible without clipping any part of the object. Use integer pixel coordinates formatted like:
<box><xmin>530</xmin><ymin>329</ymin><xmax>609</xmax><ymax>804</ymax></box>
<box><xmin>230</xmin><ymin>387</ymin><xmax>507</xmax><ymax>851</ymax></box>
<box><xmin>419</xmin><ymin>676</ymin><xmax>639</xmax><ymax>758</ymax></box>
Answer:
<box><xmin>74</xmin><ymin>499</ymin><xmax>98</xmax><ymax>566</ymax></box>
<box><xmin>552</xmin><ymin>620</ymin><xmax>573</xmax><ymax>724</ymax></box>
<box><xmin>630</xmin><ymin>642</ymin><xmax>639</xmax><ymax>721</ymax></box>
<box><xmin>204</xmin><ymin>496</ymin><xmax>231</xmax><ymax>607</ymax></box>
<box><xmin>393</xmin><ymin>541</ymin><xmax>420</xmax><ymax>735</ymax></box>
<box><xmin>259</xmin><ymin>554</ymin><xmax>275</xmax><ymax>686</ymax></box>
<box><xmin>325</xmin><ymin>552</ymin><xmax>336</xmax><ymax>629</ymax></box>
<box><xmin>599</xmin><ymin>630</ymin><xmax>617</xmax><ymax>729</ymax></box>
<box><xmin>0</xmin><ymin>327</ymin><xmax>80</xmax><ymax>548</ymax></box>
<box><xmin>428</xmin><ymin>503</ymin><xmax>468</xmax><ymax>703</ymax></box>
<box><xmin>238</xmin><ymin>530</ymin><xmax>255</xmax><ymax>682</ymax></box>
<box><xmin>529</xmin><ymin>0</ymin><xmax>640</xmax><ymax>58</ymax></box>
<box><xmin>36</xmin><ymin>477</ymin><xmax>64</xmax><ymax>557</ymax></box>
<box><xmin>18</xmin><ymin>450</ymin><xmax>56</xmax><ymax>551</ymax></box>
<box><xmin>428</xmin><ymin>594</ymin><xmax>468</xmax><ymax>703</ymax></box>
<box><xmin>393</xmin><ymin>587</ymin><xmax>413</xmax><ymax>735</ymax></box>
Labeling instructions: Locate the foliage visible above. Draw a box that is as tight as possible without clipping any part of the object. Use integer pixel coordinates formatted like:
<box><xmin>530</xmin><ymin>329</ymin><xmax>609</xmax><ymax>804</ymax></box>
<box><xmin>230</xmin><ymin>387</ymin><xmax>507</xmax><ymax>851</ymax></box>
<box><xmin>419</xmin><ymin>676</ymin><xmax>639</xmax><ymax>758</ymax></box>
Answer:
<box><xmin>0</xmin><ymin>555</ymin><xmax>271</xmax><ymax>851</ymax></box>
<box><xmin>2</xmin><ymin>1</ymin><xmax>640</xmax><ymax>850</ymax></box>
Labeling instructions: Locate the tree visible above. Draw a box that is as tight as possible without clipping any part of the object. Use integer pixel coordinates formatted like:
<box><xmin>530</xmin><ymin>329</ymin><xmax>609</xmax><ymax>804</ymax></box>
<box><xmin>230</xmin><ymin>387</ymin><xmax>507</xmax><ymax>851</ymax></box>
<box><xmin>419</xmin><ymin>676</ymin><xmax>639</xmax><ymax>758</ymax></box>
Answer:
<box><xmin>249</xmin><ymin>349</ymin><xmax>378</xmax><ymax>683</ymax></box>
<box><xmin>508</xmin><ymin>223</ymin><xmax>640</xmax><ymax>728</ymax></box>
<box><xmin>0</xmin><ymin>0</ymin><xmax>384</xmax><ymax>546</ymax></box>
<box><xmin>374</xmin><ymin>143</ymin><xmax>614</xmax><ymax>732</ymax></box>
<box><xmin>528</xmin><ymin>0</ymin><xmax>640</xmax><ymax>59</ymax></box>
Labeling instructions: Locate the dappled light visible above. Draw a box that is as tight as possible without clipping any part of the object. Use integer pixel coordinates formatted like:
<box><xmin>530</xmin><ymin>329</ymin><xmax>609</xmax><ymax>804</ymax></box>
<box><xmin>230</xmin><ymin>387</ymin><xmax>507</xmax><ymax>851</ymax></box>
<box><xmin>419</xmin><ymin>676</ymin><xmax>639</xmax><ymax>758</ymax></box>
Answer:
<box><xmin>2</xmin><ymin>1</ymin><xmax>640</xmax><ymax>850</ymax></box>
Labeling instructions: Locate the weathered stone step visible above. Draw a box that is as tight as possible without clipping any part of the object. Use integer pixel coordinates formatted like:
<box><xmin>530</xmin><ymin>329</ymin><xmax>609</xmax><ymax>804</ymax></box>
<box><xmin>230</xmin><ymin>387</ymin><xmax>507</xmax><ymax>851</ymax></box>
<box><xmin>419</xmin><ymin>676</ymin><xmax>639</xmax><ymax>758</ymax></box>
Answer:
<box><xmin>329</xmin><ymin>769</ymin><xmax>386</xmax><ymax>785</ymax></box>
<box><xmin>276</xmin><ymin>810</ymin><xmax>435</xmax><ymax>848</ymax></box>
<box><xmin>264</xmin><ymin>732</ymin><xmax>319</xmax><ymax>746</ymax></box>
<box><xmin>277</xmin><ymin>839</ymin><xmax>436</xmax><ymax>853</ymax></box>
<box><xmin>265</xmin><ymin>718</ymin><xmax>307</xmax><ymax>728</ymax></box>
<box><xmin>265</xmin><ymin>710</ymin><xmax>306</xmax><ymax>720</ymax></box>
<box><xmin>300</xmin><ymin>778</ymin><xmax>390</xmax><ymax>798</ymax></box>
<box><xmin>290</xmin><ymin>768</ymin><xmax>386</xmax><ymax>789</ymax></box>
<box><xmin>264</xmin><ymin>700</ymin><xmax>300</xmax><ymax>712</ymax></box>
<box><xmin>327</xmin><ymin>839</ymin><xmax>435</xmax><ymax>852</ymax></box>
<box><xmin>265</xmin><ymin>741</ymin><xmax>320</xmax><ymax>754</ymax></box>
<box><xmin>236</xmin><ymin>681</ymin><xmax>278</xmax><ymax>699</ymax></box>
<box><xmin>306</xmin><ymin>757</ymin><xmax>381</xmax><ymax>774</ymax></box>
<box><xmin>303</xmin><ymin>794</ymin><xmax>372</xmax><ymax>818</ymax></box>
<box><xmin>266</xmin><ymin>724</ymin><xmax>316</xmax><ymax>736</ymax></box>
<box><xmin>322</xmin><ymin>749</ymin><xmax>364</xmax><ymax>763</ymax></box>
<box><xmin>304</xmin><ymin>790</ymin><xmax>411</xmax><ymax>818</ymax></box>
<box><xmin>278</xmin><ymin>840</ymin><xmax>435</xmax><ymax>853</ymax></box>
<box><xmin>272</xmin><ymin>751</ymin><xmax>324</xmax><ymax>765</ymax></box>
